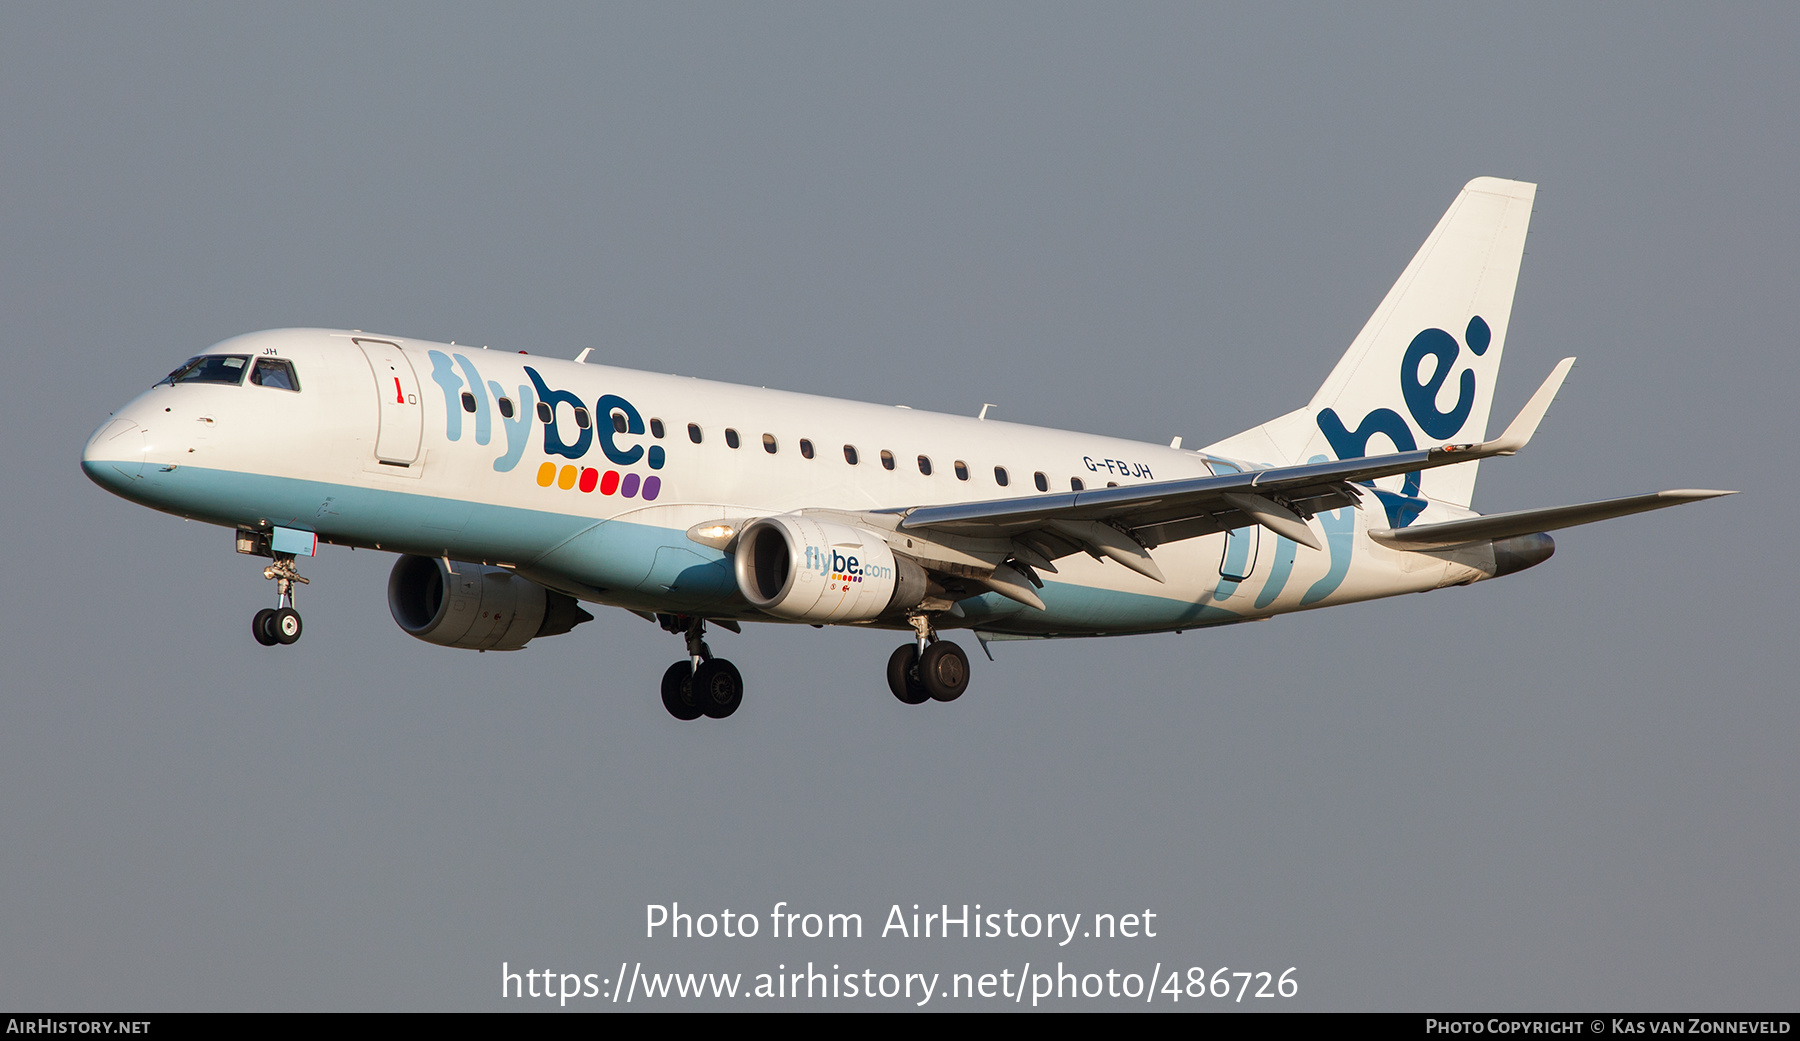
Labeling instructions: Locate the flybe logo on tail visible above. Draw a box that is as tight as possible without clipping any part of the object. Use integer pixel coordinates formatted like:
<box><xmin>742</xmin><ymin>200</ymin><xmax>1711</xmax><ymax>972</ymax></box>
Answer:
<box><xmin>1314</xmin><ymin>315</ymin><xmax>1492</xmax><ymax>527</ymax></box>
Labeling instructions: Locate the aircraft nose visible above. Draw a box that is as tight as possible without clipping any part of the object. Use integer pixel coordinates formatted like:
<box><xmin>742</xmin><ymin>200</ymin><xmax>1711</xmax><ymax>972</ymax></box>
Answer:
<box><xmin>81</xmin><ymin>415</ymin><xmax>148</xmax><ymax>492</ymax></box>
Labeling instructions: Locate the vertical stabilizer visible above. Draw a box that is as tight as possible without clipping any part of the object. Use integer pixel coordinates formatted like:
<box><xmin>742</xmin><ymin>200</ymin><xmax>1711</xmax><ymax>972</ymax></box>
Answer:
<box><xmin>1206</xmin><ymin>177</ymin><xmax>1536</xmax><ymax>517</ymax></box>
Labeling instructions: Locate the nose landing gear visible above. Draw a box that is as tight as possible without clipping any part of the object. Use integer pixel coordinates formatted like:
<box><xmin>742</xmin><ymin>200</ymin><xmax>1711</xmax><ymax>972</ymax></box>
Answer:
<box><xmin>658</xmin><ymin>615</ymin><xmax>744</xmax><ymax>720</ymax></box>
<box><xmin>252</xmin><ymin>555</ymin><xmax>309</xmax><ymax>647</ymax></box>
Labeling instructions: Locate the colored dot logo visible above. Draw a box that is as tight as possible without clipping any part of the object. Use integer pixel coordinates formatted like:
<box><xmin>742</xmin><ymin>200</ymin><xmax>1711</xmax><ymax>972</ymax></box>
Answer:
<box><xmin>535</xmin><ymin>461</ymin><xmax>661</xmax><ymax>501</ymax></box>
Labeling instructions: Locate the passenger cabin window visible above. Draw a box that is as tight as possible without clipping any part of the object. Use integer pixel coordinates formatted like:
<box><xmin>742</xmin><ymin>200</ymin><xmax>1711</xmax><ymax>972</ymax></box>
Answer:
<box><xmin>611</xmin><ymin>411</ymin><xmax>627</xmax><ymax>433</ymax></box>
<box><xmin>536</xmin><ymin>402</ymin><xmax>554</xmax><ymax>424</ymax></box>
<box><xmin>994</xmin><ymin>466</ymin><xmax>1009</xmax><ymax>487</ymax></box>
<box><xmin>1070</xmin><ymin>477</ymin><xmax>1085</xmax><ymax>491</ymax></box>
<box><xmin>497</xmin><ymin>397</ymin><xmax>515</xmax><ymax>419</ymax></box>
<box><xmin>880</xmin><ymin>450</ymin><xmax>895</xmax><ymax>470</ymax></box>
<box><xmin>762</xmin><ymin>433</ymin><xmax>778</xmax><ymax>454</ymax></box>
<box><xmin>953</xmin><ymin>460</ymin><xmax>969</xmax><ymax>481</ymax></box>
<box><xmin>799</xmin><ymin>439</ymin><xmax>814</xmax><ymax>459</ymax></box>
<box><xmin>843</xmin><ymin>445</ymin><xmax>859</xmax><ymax>465</ymax></box>
<box><xmin>249</xmin><ymin>358</ymin><xmax>300</xmax><ymax>392</ymax></box>
<box><xmin>688</xmin><ymin>423</ymin><xmax>703</xmax><ymax>443</ymax></box>
<box><xmin>159</xmin><ymin>355</ymin><xmax>250</xmax><ymax>387</ymax></box>
<box><xmin>725</xmin><ymin>429</ymin><xmax>740</xmax><ymax>449</ymax></box>
<box><xmin>574</xmin><ymin>407</ymin><xmax>591</xmax><ymax>429</ymax></box>
<box><xmin>917</xmin><ymin>455</ymin><xmax>933</xmax><ymax>476</ymax></box>
<box><xmin>460</xmin><ymin>391</ymin><xmax>477</xmax><ymax>412</ymax></box>
<box><xmin>650</xmin><ymin>418</ymin><xmax>665</xmax><ymax>438</ymax></box>
<box><xmin>1034</xmin><ymin>472</ymin><xmax>1048</xmax><ymax>492</ymax></box>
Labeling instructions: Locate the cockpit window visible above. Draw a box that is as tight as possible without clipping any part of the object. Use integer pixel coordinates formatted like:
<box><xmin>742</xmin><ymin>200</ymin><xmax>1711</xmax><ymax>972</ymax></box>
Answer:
<box><xmin>250</xmin><ymin>358</ymin><xmax>300</xmax><ymax>392</ymax></box>
<box><xmin>158</xmin><ymin>355</ymin><xmax>251</xmax><ymax>387</ymax></box>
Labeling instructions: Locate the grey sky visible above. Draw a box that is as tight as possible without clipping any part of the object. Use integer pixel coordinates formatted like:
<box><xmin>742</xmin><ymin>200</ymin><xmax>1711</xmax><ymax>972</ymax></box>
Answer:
<box><xmin>2</xmin><ymin>3</ymin><xmax>1793</xmax><ymax>1010</ymax></box>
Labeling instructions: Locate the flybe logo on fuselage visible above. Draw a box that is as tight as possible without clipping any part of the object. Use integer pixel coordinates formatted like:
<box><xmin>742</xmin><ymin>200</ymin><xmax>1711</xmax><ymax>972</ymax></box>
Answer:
<box><xmin>425</xmin><ymin>350</ymin><xmax>666</xmax><ymax>502</ymax></box>
<box><xmin>1313</xmin><ymin>316</ymin><xmax>1492</xmax><ymax>527</ymax></box>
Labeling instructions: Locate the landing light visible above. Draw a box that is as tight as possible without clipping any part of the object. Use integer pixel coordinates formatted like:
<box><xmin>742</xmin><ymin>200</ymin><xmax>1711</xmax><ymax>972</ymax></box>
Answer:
<box><xmin>686</xmin><ymin>521</ymin><xmax>739</xmax><ymax>550</ymax></box>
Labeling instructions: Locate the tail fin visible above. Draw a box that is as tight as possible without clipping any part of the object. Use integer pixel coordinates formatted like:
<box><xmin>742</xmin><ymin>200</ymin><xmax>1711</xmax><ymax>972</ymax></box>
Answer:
<box><xmin>1206</xmin><ymin>177</ymin><xmax>1537</xmax><ymax>510</ymax></box>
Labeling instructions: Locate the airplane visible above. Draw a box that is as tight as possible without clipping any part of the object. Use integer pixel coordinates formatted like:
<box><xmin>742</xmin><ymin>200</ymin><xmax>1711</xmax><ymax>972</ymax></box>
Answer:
<box><xmin>80</xmin><ymin>177</ymin><xmax>1731</xmax><ymax>721</ymax></box>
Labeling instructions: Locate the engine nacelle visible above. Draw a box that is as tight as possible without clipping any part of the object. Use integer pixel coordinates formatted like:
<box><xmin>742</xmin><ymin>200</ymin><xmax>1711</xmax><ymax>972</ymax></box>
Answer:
<box><xmin>387</xmin><ymin>555</ymin><xmax>592</xmax><ymax>651</ymax></box>
<box><xmin>733</xmin><ymin>515</ymin><xmax>928</xmax><ymax>622</ymax></box>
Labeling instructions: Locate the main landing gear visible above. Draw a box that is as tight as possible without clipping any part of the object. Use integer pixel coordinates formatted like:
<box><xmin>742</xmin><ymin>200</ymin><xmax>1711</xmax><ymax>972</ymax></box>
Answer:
<box><xmin>652</xmin><ymin>614</ymin><xmax>973</xmax><ymax>719</ymax></box>
<box><xmin>887</xmin><ymin>615</ymin><xmax>970</xmax><ymax>705</ymax></box>
<box><xmin>251</xmin><ymin>555</ymin><xmax>308</xmax><ymax>647</ymax></box>
<box><xmin>658</xmin><ymin>615</ymin><xmax>744</xmax><ymax>721</ymax></box>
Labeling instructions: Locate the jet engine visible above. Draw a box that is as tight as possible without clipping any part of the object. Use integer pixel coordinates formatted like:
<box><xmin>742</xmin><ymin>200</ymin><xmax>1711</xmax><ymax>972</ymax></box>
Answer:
<box><xmin>733</xmin><ymin>515</ymin><xmax>928</xmax><ymax>623</ymax></box>
<box><xmin>387</xmin><ymin>554</ymin><xmax>592</xmax><ymax>651</ymax></box>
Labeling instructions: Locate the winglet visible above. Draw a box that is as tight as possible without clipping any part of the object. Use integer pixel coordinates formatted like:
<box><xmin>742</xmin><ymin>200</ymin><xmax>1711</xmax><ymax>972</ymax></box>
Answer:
<box><xmin>1486</xmin><ymin>357</ymin><xmax>1574</xmax><ymax>455</ymax></box>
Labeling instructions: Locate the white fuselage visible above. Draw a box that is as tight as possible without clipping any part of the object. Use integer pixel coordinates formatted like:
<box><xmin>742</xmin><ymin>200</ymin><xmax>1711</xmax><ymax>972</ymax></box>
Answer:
<box><xmin>83</xmin><ymin>328</ymin><xmax>1492</xmax><ymax>637</ymax></box>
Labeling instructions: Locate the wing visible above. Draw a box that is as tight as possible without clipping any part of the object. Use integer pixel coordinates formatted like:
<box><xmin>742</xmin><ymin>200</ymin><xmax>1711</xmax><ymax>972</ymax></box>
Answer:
<box><xmin>882</xmin><ymin>359</ymin><xmax>1578</xmax><ymax>585</ymax></box>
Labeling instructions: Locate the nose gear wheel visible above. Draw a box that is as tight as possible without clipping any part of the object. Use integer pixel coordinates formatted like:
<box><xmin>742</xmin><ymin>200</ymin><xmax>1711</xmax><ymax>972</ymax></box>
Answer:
<box><xmin>251</xmin><ymin>554</ymin><xmax>309</xmax><ymax>647</ymax></box>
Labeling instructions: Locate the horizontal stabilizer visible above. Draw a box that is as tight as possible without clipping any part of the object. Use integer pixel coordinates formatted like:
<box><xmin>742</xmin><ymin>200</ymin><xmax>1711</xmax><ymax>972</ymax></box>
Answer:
<box><xmin>1369</xmin><ymin>489</ymin><xmax>1735</xmax><ymax>549</ymax></box>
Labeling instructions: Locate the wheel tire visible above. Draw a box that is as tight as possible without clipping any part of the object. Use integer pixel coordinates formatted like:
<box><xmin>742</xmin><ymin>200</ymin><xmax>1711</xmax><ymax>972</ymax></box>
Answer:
<box><xmin>886</xmin><ymin>644</ymin><xmax>930</xmax><ymax>704</ymax></box>
<box><xmin>272</xmin><ymin>607</ymin><xmax>303</xmax><ymax>645</ymax></box>
<box><xmin>660</xmin><ymin>661</ymin><xmax>704</xmax><ymax>721</ymax></box>
<box><xmin>252</xmin><ymin>608</ymin><xmax>278</xmax><ymax>646</ymax></box>
<box><xmin>693</xmin><ymin>658</ymin><xmax>744</xmax><ymax>719</ymax></box>
<box><xmin>918</xmin><ymin>641</ymin><xmax>970</xmax><ymax>702</ymax></box>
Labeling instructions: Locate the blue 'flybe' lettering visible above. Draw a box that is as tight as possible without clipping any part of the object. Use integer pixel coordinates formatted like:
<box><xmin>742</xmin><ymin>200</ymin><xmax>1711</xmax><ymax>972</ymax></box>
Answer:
<box><xmin>801</xmin><ymin>545</ymin><xmax>893</xmax><ymax>582</ymax></box>
<box><xmin>426</xmin><ymin>350</ymin><xmax>536</xmax><ymax>473</ymax></box>
<box><xmin>489</xmin><ymin>378</ymin><xmax>535</xmax><ymax>473</ymax></box>
<box><xmin>426</xmin><ymin>350</ymin><xmax>664</xmax><ymax>475</ymax></box>
<box><xmin>592</xmin><ymin>393</ymin><xmax>644</xmax><ymax>466</ymax></box>
<box><xmin>428</xmin><ymin>351</ymin><xmax>465</xmax><ymax>441</ymax></box>
<box><xmin>454</xmin><ymin>355</ymin><xmax>491</xmax><ymax>446</ymax></box>
<box><xmin>1313</xmin><ymin>315</ymin><xmax>1491</xmax><ymax>527</ymax></box>
<box><xmin>804</xmin><ymin>545</ymin><xmax>859</xmax><ymax>577</ymax></box>
<box><xmin>525</xmin><ymin>366</ymin><xmax>593</xmax><ymax>461</ymax></box>
<box><xmin>1299</xmin><ymin>503</ymin><xmax>1356</xmax><ymax>605</ymax></box>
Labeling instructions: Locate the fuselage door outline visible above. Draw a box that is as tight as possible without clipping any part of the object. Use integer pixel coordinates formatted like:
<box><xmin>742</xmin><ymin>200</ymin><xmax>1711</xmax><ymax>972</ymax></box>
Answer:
<box><xmin>356</xmin><ymin>338</ymin><xmax>424</xmax><ymax>466</ymax></box>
